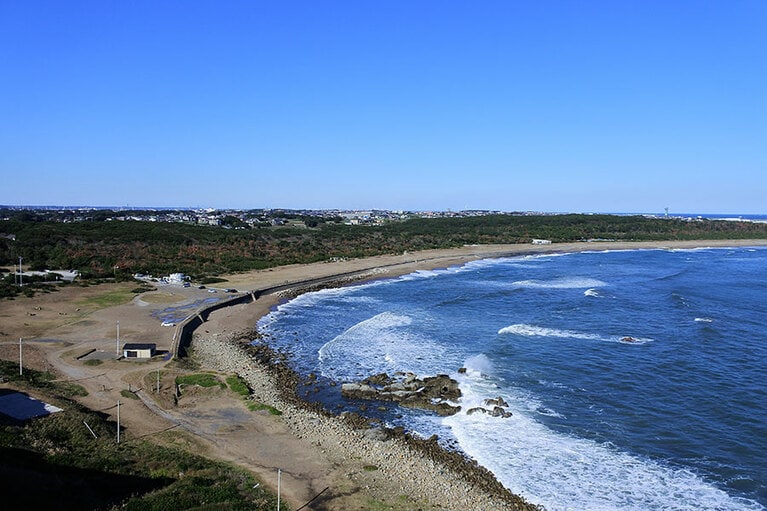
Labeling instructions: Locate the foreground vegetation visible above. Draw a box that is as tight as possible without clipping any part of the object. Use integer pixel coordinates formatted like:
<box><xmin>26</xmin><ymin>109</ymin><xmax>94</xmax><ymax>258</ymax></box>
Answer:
<box><xmin>0</xmin><ymin>361</ymin><xmax>284</xmax><ymax>510</ymax></box>
<box><xmin>2</xmin><ymin>212</ymin><xmax>767</xmax><ymax>286</ymax></box>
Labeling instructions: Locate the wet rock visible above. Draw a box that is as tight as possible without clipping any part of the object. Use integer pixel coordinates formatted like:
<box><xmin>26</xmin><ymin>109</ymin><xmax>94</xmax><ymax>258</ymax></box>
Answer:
<box><xmin>483</xmin><ymin>396</ymin><xmax>509</xmax><ymax>408</ymax></box>
<box><xmin>401</xmin><ymin>399</ymin><xmax>461</xmax><ymax>416</ymax></box>
<box><xmin>490</xmin><ymin>406</ymin><xmax>513</xmax><ymax>418</ymax></box>
<box><xmin>465</xmin><ymin>404</ymin><xmax>512</xmax><ymax>418</ymax></box>
<box><xmin>363</xmin><ymin>372</ymin><xmax>393</xmax><ymax>386</ymax></box>
<box><xmin>341</xmin><ymin>372</ymin><xmax>462</xmax><ymax>416</ymax></box>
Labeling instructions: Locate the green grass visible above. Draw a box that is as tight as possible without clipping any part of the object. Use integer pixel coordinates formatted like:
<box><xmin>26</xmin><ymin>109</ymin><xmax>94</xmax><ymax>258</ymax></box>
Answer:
<box><xmin>175</xmin><ymin>373</ymin><xmax>224</xmax><ymax>388</ymax></box>
<box><xmin>83</xmin><ymin>359</ymin><xmax>103</xmax><ymax>366</ymax></box>
<box><xmin>0</xmin><ymin>360</ymin><xmax>87</xmax><ymax>398</ymax></box>
<box><xmin>120</xmin><ymin>389</ymin><xmax>140</xmax><ymax>400</ymax></box>
<box><xmin>247</xmin><ymin>402</ymin><xmax>282</xmax><ymax>416</ymax></box>
<box><xmin>117</xmin><ymin>464</ymin><xmax>283</xmax><ymax>511</ymax></box>
<box><xmin>225</xmin><ymin>375</ymin><xmax>250</xmax><ymax>397</ymax></box>
<box><xmin>226</xmin><ymin>375</ymin><xmax>283</xmax><ymax>417</ymax></box>
<box><xmin>365</xmin><ymin>498</ymin><xmax>397</xmax><ymax>511</ymax></box>
<box><xmin>0</xmin><ymin>362</ymin><xmax>286</xmax><ymax>510</ymax></box>
<box><xmin>77</xmin><ymin>288</ymin><xmax>136</xmax><ymax>308</ymax></box>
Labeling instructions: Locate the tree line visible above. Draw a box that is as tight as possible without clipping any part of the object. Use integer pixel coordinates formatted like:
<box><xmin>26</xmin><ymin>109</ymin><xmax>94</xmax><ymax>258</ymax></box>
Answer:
<box><xmin>2</xmin><ymin>214</ymin><xmax>767</xmax><ymax>284</ymax></box>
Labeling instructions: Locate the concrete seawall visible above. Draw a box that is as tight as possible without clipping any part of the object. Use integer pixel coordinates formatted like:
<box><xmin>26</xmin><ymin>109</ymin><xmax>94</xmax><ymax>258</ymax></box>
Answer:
<box><xmin>172</xmin><ymin>266</ymin><xmax>392</xmax><ymax>359</ymax></box>
<box><xmin>170</xmin><ymin>243</ymin><xmax>597</xmax><ymax>358</ymax></box>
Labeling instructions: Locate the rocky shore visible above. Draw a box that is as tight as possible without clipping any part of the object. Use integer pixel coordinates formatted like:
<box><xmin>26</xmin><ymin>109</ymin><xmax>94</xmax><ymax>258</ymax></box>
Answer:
<box><xmin>192</xmin><ymin>332</ymin><xmax>537</xmax><ymax>511</ymax></box>
<box><xmin>341</xmin><ymin>372</ymin><xmax>463</xmax><ymax>416</ymax></box>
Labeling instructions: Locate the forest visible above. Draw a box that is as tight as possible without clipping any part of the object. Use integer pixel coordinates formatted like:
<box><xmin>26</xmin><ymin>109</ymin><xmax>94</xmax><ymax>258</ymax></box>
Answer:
<box><xmin>2</xmin><ymin>213</ymin><xmax>767</xmax><ymax>287</ymax></box>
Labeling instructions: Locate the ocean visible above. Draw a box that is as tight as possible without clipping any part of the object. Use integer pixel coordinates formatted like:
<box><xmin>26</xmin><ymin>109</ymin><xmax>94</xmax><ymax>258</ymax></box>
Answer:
<box><xmin>257</xmin><ymin>246</ymin><xmax>767</xmax><ymax>511</ymax></box>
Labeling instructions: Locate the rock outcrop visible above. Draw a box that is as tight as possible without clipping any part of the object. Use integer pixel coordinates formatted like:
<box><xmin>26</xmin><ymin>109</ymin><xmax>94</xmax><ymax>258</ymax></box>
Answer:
<box><xmin>466</xmin><ymin>397</ymin><xmax>513</xmax><ymax>418</ymax></box>
<box><xmin>341</xmin><ymin>371</ymin><xmax>462</xmax><ymax>416</ymax></box>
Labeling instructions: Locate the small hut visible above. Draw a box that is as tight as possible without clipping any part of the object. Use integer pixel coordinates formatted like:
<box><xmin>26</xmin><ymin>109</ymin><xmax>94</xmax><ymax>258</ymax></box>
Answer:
<box><xmin>122</xmin><ymin>343</ymin><xmax>156</xmax><ymax>359</ymax></box>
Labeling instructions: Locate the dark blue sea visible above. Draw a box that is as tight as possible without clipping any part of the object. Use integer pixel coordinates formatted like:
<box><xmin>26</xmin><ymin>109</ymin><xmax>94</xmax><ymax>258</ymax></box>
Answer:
<box><xmin>258</xmin><ymin>246</ymin><xmax>767</xmax><ymax>510</ymax></box>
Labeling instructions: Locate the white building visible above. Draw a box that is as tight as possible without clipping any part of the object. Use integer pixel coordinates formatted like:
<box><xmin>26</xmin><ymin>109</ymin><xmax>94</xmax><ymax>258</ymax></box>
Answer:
<box><xmin>122</xmin><ymin>343</ymin><xmax>156</xmax><ymax>359</ymax></box>
<box><xmin>168</xmin><ymin>273</ymin><xmax>187</xmax><ymax>283</ymax></box>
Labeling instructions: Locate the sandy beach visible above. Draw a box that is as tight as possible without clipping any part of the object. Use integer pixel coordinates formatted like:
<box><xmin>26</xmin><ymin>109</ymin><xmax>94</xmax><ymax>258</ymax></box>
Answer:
<box><xmin>3</xmin><ymin>239</ymin><xmax>767</xmax><ymax>510</ymax></box>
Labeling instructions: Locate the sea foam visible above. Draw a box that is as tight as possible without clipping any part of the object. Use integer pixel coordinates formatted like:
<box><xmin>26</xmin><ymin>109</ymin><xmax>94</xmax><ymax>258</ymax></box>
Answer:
<box><xmin>317</xmin><ymin>312</ymin><xmax>447</xmax><ymax>380</ymax></box>
<box><xmin>446</xmin><ymin>369</ymin><xmax>763</xmax><ymax>511</ymax></box>
<box><xmin>498</xmin><ymin>324</ymin><xmax>653</xmax><ymax>344</ymax></box>
<box><xmin>512</xmin><ymin>277</ymin><xmax>608</xmax><ymax>289</ymax></box>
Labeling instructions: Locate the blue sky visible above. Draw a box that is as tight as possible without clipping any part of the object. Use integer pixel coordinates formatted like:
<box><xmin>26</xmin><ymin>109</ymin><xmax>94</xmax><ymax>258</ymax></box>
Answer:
<box><xmin>1</xmin><ymin>1</ymin><xmax>765</xmax><ymax>213</ymax></box>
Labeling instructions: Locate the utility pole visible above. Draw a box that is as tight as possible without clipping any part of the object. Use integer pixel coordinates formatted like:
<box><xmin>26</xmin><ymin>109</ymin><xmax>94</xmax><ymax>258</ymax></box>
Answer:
<box><xmin>156</xmin><ymin>368</ymin><xmax>160</xmax><ymax>393</ymax></box>
<box><xmin>18</xmin><ymin>256</ymin><xmax>23</xmax><ymax>287</ymax></box>
<box><xmin>19</xmin><ymin>338</ymin><xmax>23</xmax><ymax>376</ymax></box>
<box><xmin>116</xmin><ymin>400</ymin><xmax>121</xmax><ymax>444</ymax></box>
<box><xmin>277</xmin><ymin>469</ymin><xmax>281</xmax><ymax>511</ymax></box>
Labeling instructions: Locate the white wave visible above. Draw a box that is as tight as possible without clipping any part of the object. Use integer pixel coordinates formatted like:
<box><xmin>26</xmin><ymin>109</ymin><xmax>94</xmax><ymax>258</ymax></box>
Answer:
<box><xmin>398</xmin><ymin>269</ymin><xmax>443</xmax><ymax>280</ymax></box>
<box><xmin>694</xmin><ymin>317</ymin><xmax>714</xmax><ymax>323</ymax></box>
<box><xmin>669</xmin><ymin>246</ymin><xmax>721</xmax><ymax>253</ymax></box>
<box><xmin>498</xmin><ymin>324</ymin><xmax>653</xmax><ymax>345</ymax></box>
<box><xmin>457</xmin><ymin>258</ymin><xmax>507</xmax><ymax>271</ymax></box>
<box><xmin>584</xmin><ymin>288</ymin><xmax>601</xmax><ymax>297</ymax></box>
<box><xmin>396</xmin><ymin>264</ymin><xmax>468</xmax><ymax>282</ymax></box>
<box><xmin>257</xmin><ymin>280</ymin><xmax>391</xmax><ymax>331</ymax></box>
<box><xmin>457</xmin><ymin>253</ymin><xmax>571</xmax><ymax>274</ymax></box>
<box><xmin>499</xmin><ymin>324</ymin><xmax>602</xmax><ymax>341</ymax></box>
<box><xmin>461</xmin><ymin>353</ymin><xmax>495</xmax><ymax>378</ymax></box>
<box><xmin>336</xmin><ymin>295</ymin><xmax>380</xmax><ymax>305</ymax></box>
<box><xmin>512</xmin><ymin>277</ymin><xmax>608</xmax><ymax>289</ymax></box>
<box><xmin>317</xmin><ymin>312</ymin><xmax>447</xmax><ymax>380</ymax></box>
<box><xmin>444</xmin><ymin>379</ymin><xmax>764</xmax><ymax>511</ymax></box>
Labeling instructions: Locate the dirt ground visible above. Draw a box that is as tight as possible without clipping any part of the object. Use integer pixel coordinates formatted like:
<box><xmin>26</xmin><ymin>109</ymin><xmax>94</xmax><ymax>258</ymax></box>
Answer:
<box><xmin>0</xmin><ymin>280</ymin><xmax>325</xmax><ymax>507</ymax></box>
<box><xmin>2</xmin><ymin>240</ymin><xmax>766</xmax><ymax>509</ymax></box>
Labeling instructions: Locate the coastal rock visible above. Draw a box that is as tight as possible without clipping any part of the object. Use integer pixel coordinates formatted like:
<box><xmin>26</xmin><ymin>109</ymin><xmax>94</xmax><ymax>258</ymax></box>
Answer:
<box><xmin>363</xmin><ymin>372</ymin><xmax>394</xmax><ymax>386</ymax></box>
<box><xmin>341</xmin><ymin>372</ymin><xmax>462</xmax><ymax>416</ymax></box>
<box><xmin>483</xmin><ymin>396</ymin><xmax>509</xmax><ymax>408</ymax></box>
<box><xmin>400</xmin><ymin>399</ymin><xmax>461</xmax><ymax>417</ymax></box>
<box><xmin>490</xmin><ymin>406</ymin><xmax>513</xmax><ymax>418</ymax></box>
<box><xmin>465</xmin><ymin>404</ymin><xmax>513</xmax><ymax>418</ymax></box>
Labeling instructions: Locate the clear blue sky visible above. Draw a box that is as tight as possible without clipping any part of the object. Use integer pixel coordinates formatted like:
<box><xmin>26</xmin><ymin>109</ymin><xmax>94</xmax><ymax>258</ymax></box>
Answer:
<box><xmin>1</xmin><ymin>1</ymin><xmax>765</xmax><ymax>213</ymax></box>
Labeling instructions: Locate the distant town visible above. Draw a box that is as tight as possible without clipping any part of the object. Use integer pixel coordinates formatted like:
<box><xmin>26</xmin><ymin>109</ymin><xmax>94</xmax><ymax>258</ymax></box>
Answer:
<box><xmin>0</xmin><ymin>206</ymin><xmax>561</xmax><ymax>226</ymax></box>
<box><xmin>0</xmin><ymin>205</ymin><xmax>709</xmax><ymax>229</ymax></box>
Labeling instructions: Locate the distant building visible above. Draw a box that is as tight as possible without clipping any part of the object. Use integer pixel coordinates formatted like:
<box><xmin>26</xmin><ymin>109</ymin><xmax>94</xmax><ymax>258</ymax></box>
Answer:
<box><xmin>531</xmin><ymin>239</ymin><xmax>552</xmax><ymax>245</ymax></box>
<box><xmin>167</xmin><ymin>273</ymin><xmax>187</xmax><ymax>283</ymax></box>
<box><xmin>122</xmin><ymin>343</ymin><xmax>156</xmax><ymax>359</ymax></box>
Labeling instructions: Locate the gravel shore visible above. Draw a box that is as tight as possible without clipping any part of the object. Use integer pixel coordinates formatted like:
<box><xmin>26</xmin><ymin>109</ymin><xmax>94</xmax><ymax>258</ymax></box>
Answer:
<box><xmin>193</xmin><ymin>332</ymin><xmax>536</xmax><ymax>510</ymax></box>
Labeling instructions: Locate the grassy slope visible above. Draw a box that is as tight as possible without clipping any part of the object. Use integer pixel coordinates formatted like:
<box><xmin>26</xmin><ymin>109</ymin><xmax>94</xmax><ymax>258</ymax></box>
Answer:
<box><xmin>0</xmin><ymin>361</ymin><xmax>284</xmax><ymax>511</ymax></box>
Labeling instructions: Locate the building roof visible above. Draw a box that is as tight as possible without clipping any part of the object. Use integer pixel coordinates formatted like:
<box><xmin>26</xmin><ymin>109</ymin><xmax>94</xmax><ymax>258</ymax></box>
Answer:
<box><xmin>122</xmin><ymin>343</ymin><xmax>156</xmax><ymax>350</ymax></box>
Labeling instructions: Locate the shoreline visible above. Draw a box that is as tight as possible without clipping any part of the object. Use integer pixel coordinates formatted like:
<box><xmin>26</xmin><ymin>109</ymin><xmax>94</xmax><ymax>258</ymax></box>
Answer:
<box><xmin>3</xmin><ymin>239</ymin><xmax>765</xmax><ymax>510</ymax></box>
<box><xmin>197</xmin><ymin>238</ymin><xmax>767</xmax><ymax>340</ymax></box>
<box><xmin>192</xmin><ymin>239</ymin><xmax>767</xmax><ymax>509</ymax></box>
